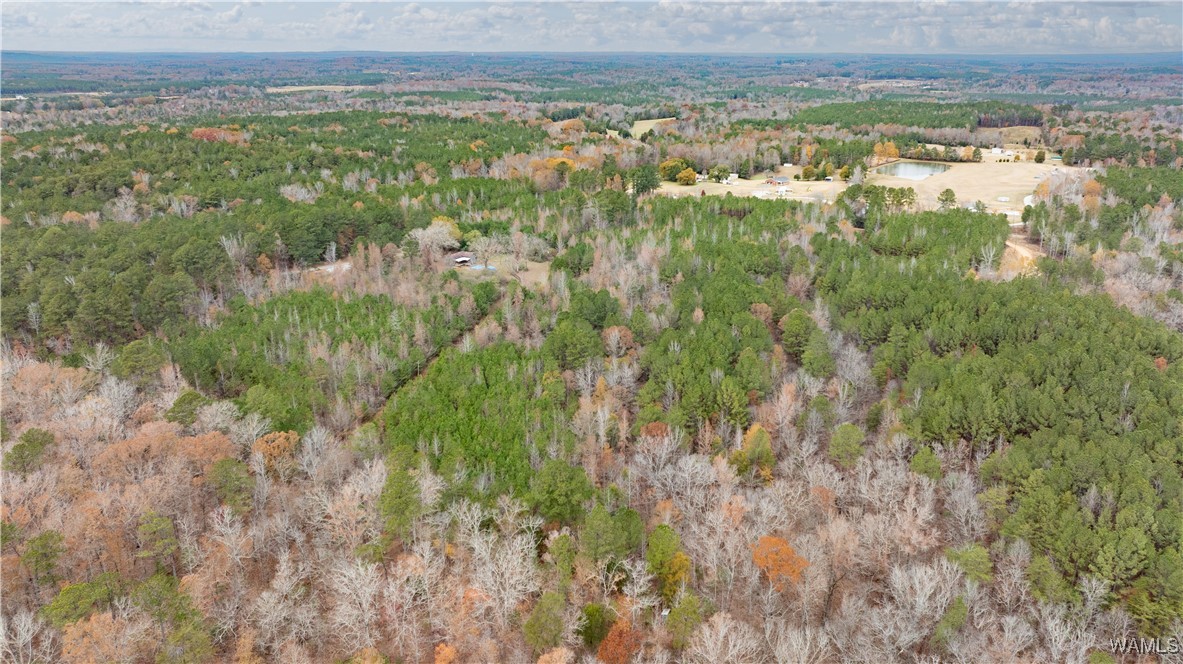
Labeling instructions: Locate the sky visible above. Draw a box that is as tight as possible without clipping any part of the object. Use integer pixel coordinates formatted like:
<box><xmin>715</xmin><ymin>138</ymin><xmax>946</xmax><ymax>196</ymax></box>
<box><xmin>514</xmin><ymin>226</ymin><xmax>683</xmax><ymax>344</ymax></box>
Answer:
<box><xmin>2</xmin><ymin>1</ymin><xmax>1181</xmax><ymax>55</ymax></box>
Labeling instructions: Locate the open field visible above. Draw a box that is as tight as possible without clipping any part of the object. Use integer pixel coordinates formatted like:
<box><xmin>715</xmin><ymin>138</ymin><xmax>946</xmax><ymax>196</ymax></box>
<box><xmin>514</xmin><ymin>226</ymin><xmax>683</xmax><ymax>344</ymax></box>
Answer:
<box><xmin>631</xmin><ymin>117</ymin><xmax>676</xmax><ymax>137</ymax></box>
<box><xmin>866</xmin><ymin>154</ymin><xmax>1069</xmax><ymax>213</ymax></box>
<box><xmin>655</xmin><ymin>156</ymin><xmax>1076</xmax><ymax>215</ymax></box>
<box><xmin>265</xmin><ymin>85</ymin><xmax>375</xmax><ymax>93</ymax></box>
<box><xmin>855</xmin><ymin>79</ymin><xmax>927</xmax><ymax>92</ymax></box>
<box><xmin>999</xmin><ymin>125</ymin><xmax>1043</xmax><ymax>147</ymax></box>
<box><xmin>1</xmin><ymin>91</ymin><xmax>110</xmax><ymax>101</ymax></box>
<box><xmin>506</xmin><ymin>258</ymin><xmax>551</xmax><ymax>289</ymax></box>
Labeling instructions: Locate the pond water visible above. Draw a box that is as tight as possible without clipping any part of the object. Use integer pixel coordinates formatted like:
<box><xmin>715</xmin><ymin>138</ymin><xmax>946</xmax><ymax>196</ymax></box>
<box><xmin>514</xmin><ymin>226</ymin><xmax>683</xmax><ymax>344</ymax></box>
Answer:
<box><xmin>877</xmin><ymin>161</ymin><xmax>951</xmax><ymax>181</ymax></box>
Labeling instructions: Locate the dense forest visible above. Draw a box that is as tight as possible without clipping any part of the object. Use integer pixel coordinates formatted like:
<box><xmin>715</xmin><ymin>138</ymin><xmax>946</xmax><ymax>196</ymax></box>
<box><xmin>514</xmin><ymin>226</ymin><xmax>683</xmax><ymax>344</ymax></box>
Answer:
<box><xmin>2</xmin><ymin>51</ymin><xmax>1182</xmax><ymax>664</ymax></box>
<box><xmin>791</xmin><ymin>101</ymin><xmax>1044</xmax><ymax>130</ymax></box>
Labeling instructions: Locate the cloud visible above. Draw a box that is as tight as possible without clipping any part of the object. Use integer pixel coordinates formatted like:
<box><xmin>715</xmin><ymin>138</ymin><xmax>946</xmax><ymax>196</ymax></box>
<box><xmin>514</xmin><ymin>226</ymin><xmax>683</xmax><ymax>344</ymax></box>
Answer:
<box><xmin>1</xmin><ymin>1</ymin><xmax>1179</xmax><ymax>53</ymax></box>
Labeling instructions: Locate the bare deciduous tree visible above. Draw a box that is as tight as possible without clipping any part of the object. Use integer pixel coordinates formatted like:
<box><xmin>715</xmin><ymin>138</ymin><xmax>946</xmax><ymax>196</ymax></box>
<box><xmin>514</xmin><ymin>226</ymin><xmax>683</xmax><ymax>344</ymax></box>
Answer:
<box><xmin>686</xmin><ymin>612</ymin><xmax>765</xmax><ymax>664</ymax></box>
<box><xmin>329</xmin><ymin>559</ymin><xmax>383</xmax><ymax>654</ymax></box>
<box><xmin>0</xmin><ymin>610</ymin><xmax>57</xmax><ymax>664</ymax></box>
<box><xmin>83</xmin><ymin>341</ymin><xmax>115</xmax><ymax>374</ymax></box>
<box><xmin>210</xmin><ymin>505</ymin><xmax>252</xmax><ymax>570</ymax></box>
<box><xmin>407</xmin><ymin>220</ymin><xmax>459</xmax><ymax>259</ymax></box>
<box><xmin>252</xmin><ymin>552</ymin><xmax>319</xmax><ymax>654</ymax></box>
<box><xmin>470</xmin><ymin>529</ymin><xmax>540</xmax><ymax>630</ymax></box>
<box><xmin>765</xmin><ymin>620</ymin><xmax>829</xmax><ymax>664</ymax></box>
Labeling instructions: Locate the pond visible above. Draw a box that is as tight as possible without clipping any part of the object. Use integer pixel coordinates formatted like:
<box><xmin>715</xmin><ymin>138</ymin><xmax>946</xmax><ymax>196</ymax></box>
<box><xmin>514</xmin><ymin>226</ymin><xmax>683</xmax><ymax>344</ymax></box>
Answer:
<box><xmin>876</xmin><ymin>161</ymin><xmax>951</xmax><ymax>181</ymax></box>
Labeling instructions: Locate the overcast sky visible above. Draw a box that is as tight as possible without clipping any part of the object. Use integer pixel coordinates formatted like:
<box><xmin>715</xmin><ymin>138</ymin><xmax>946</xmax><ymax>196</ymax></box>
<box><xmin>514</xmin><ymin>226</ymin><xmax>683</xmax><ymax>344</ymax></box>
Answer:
<box><xmin>3</xmin><ymin>1</ymin><xmax>1180</xmax><ymax>55</ymax></box>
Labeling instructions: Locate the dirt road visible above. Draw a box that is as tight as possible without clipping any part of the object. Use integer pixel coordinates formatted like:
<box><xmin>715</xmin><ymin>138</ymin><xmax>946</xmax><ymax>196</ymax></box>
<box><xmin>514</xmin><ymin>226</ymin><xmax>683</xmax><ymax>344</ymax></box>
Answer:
<box><xmin>1000</xmin><ymin>234</ymin><xmax>1045</xmax><ymax>276</ymax></box>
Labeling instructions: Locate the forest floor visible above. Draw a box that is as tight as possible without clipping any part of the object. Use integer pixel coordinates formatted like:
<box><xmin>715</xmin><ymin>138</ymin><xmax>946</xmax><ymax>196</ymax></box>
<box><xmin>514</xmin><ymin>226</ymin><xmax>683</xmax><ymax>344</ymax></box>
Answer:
<box><xmin>304</xmin><ymin>259</ymin><xmax>353</xmax><ymax>278</ymax></box>
<box><xmin>999</xmin><ymin>233</ymin><xmax>1045</xmax><ymax>277</ymax></box>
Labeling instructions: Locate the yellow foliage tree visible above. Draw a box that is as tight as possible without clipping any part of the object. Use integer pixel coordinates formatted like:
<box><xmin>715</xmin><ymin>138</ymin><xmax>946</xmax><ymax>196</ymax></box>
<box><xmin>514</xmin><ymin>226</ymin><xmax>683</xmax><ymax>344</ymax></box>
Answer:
<box><xmin>543</xmin><ymin>157</ymin><xmax>576</xmax><ymax>171</ymax></box>
<box><xmin>430</xmin><ymin>216</ymin><xmax>463</xmax><ymax>240</ymax></box>
<box><xmin>433</xmin><ymin>642</ymin><xmax>459</xmax><ymax>664</ymax></box>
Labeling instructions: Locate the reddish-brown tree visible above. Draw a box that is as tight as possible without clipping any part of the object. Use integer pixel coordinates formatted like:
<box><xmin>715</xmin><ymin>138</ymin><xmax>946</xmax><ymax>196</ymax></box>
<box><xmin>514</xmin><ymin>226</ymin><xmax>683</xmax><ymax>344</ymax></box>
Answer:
<box><xmin>597</xmin><ymin>619</ymin><xmax>641</xmax><ymax>664</ymax></box>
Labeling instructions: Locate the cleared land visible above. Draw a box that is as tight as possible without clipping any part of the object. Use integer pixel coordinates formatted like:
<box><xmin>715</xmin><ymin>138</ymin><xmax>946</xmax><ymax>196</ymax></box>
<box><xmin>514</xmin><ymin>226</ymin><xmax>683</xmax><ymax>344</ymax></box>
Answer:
<box><xmin>631</xmin><ymin>117</ymin><xmax>676</xmax><ymax>137</ymax></box>
<box><xmin>654</xmin><ymin>154</ymin><xmax>1078</xmax><ymax>215</ymax></box>
<box><xmin>855</xmin><ymin>80</ymin><xmax>926</xmax><ymax>91</ymax></box>
<box><xmin>1</xmin><ymin>91</ymin><xmax>110</xmax><ymax>100</ymax></box>
<box><xmin>1000</xmin><ymin>235</ymin><xmax>1044</xmax><ymax>277</ymax></box>
<box><xmin>454</xmin><ymin>254</ymin><xmax>551</xmax><ymax>289</ymax></box>
<box><xmin>265</xmin><ymin>85</ymin><xmax>375</xmax><ymax>93</ymax></box>
<box><xmin>866</xmin><ymin>153</ymin><xmax>1067</xmax><ymax>213</ymax></box>
<box><xmin>999</xmin><ymin>125</ymin><xmax>1044</xmax><ymax>147</ymax></box>
<box><xmin>656</xmin><ymin>165</ymin><xmax>847</xmax><ymax>204</ymax></box>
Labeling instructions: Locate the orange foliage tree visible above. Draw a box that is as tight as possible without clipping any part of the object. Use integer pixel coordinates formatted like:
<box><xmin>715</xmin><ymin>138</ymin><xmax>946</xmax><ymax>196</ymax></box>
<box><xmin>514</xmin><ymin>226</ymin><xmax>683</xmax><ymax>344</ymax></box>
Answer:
<box><xmin>189</xmin><ymin>127</ymin><xmax>247</xmax><ymax>145</ymax></box>
<box><xmin>433</xmin><ymin>642</ymin><xmax>459</xmax><ymax>664</ymax></box>
<box><xmin>252</xmin><ymin>431</ymin><xmax>300</xmax><ymax>477</ymax></box>
<box><xmin>752</xmin><ymin>535</ymin><xmax>810</xmax><ymax>591</ymax></box>
<box><xmin>596</xmin><ymin>619</ymin><xmax>641</xmax><ymax>664</ymax></box>
<box><xmin>61</xmin><ymin>611</ymin><xmax>150</xmax><ymax>664</ymax></box>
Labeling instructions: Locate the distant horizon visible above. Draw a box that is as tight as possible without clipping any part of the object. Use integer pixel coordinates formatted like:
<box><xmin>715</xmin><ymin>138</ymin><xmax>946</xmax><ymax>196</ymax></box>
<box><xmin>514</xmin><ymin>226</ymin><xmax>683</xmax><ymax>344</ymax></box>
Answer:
<box><xmin>3</xmin><ymin>1</ymin><xmax>1180</xmax><ymax>55</ymax></box>
<box><xmin>4</xmin><ymin>49</ymin><xmax>1180</xmax><ymax>59</ymax></box>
